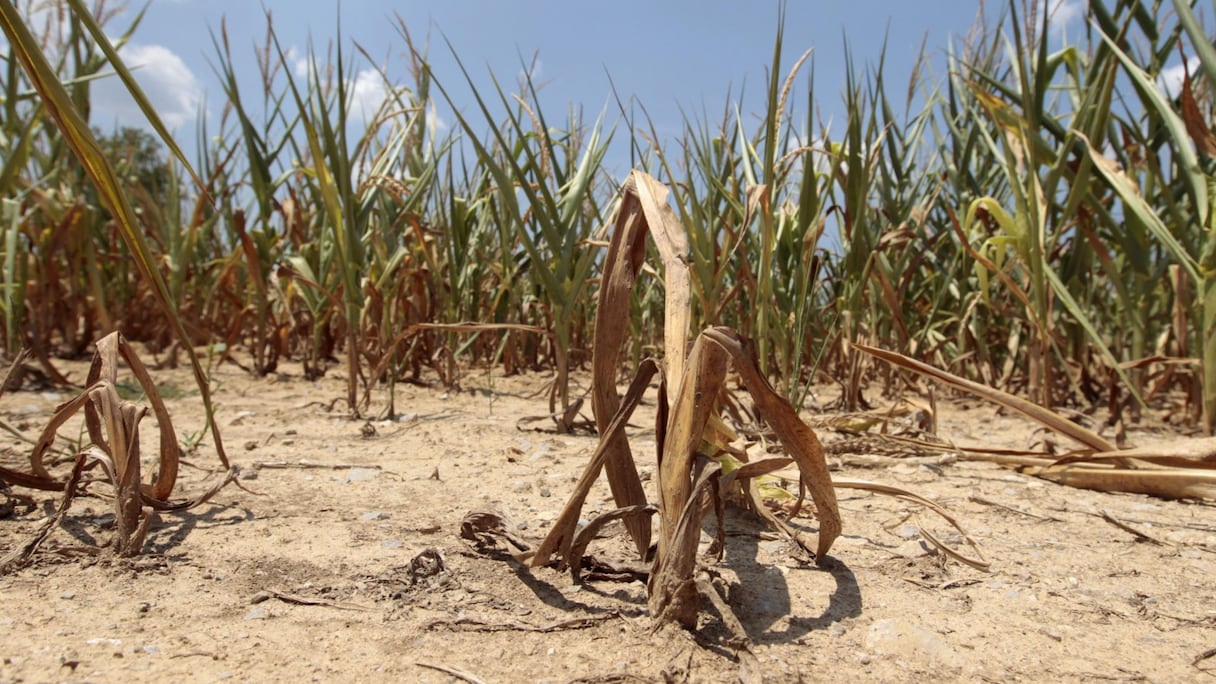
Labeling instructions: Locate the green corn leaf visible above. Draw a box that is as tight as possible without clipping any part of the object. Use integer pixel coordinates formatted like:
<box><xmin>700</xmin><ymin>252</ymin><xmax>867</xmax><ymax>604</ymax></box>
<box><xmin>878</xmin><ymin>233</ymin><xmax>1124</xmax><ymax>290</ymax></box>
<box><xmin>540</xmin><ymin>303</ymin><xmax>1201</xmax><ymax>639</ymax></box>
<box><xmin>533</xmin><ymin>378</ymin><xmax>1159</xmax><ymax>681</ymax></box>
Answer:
<box><xmin>1094</xmin><ymin>28</ymin><xmax>1208</xmax><ymax>220</ymax></box>
<box><xmin>63</xmin><ymin>0</ymin><xmax>207</xmax><ymax>195</ymax></box>
<box><xmin>1078</xmin><ymin>132</ymin><xmax>1200</xmax><ymax>285</ymax></box>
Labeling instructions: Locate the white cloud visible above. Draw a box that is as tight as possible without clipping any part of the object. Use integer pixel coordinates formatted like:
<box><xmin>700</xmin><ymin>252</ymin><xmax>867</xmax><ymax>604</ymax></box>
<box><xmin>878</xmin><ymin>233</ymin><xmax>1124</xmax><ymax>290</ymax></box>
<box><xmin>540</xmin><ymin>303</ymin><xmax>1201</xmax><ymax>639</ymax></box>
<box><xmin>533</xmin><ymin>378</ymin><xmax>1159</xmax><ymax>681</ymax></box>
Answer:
<box><xmin>1044</xmin><ymin>0</ymin><xmax>1085</xmax><ymax>25</ymax></box>
<box><xmin>1027</xmin><ymin>0</ymin><xmax>1084</xmax><ymax>40</ymax></box>
<box><xmin>284</xmin><ymin>51</ymin><xmax>389</xmax><ymax>124</ymax></box>
<box><xmin>347</xmin><ymin>68</ymin><xmax>388</xmax><ymax>123</ymax></box>
<box><xmin>91</xmin><ymin>41</ymin><xmax>202</xmax><ymax>132</ymax></box>
<box><xmin>1158</xmin><ymin>56</ymin><xmax>1200</xmax><ymax>99</ymax></box>
<box><xmin>285</xmin><ymin>47</ymin><xmax>310</xmax><ymax>79</ymax></box>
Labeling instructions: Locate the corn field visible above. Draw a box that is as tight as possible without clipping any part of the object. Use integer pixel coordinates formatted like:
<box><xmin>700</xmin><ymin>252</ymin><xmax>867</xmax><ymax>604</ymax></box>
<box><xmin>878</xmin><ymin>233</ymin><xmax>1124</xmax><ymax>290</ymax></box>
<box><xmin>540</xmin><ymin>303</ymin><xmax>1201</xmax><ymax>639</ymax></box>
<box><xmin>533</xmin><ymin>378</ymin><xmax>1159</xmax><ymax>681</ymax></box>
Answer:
<box><xmin>1</xmin><ymin>0</ymin><xmax>1214</xmax><ymax>437</ymax></box>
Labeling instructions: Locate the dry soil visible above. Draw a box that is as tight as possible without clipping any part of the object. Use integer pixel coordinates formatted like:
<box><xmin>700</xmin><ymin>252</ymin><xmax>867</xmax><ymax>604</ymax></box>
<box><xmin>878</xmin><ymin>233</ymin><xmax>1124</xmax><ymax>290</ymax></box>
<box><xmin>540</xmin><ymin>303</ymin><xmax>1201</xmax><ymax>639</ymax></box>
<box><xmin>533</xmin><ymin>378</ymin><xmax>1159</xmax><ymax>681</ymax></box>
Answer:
<box><xmin>1</xmin><ymin>356</ymin><xmax>1213</xmax><ymax>683</ymax></box>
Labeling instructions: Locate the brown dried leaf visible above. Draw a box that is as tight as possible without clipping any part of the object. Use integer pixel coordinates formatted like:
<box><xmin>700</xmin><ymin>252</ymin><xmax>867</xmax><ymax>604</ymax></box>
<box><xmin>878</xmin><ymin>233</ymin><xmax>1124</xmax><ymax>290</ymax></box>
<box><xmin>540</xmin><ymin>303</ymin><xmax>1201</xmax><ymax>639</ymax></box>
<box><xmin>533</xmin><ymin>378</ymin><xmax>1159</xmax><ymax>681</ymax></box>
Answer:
<box><xmin>855</xmin><ymin>342</ymin><xmax>1116</xmax><ymax>452</ymax></box>
<box><xmin>567</xmin><ymin>504</ymin><xmax>658</xmax><ymax>581</ymax></box>
<box><xmin>591</xmin><ymin>176</ymin><xmax>659</xmax><ymax>554</ymax></box>
<box><xmin>1059</xmin><ymin>437</ymin><xmax>1216</xmax><ymax>469</ymax></box>
<box><xmin>1180</xmin><ymin>67</ymin><xmax>1216</xmax><ymax>157</ymax></box>
<box><xmin>706</xmin><ymin>327</ymin><xmax>841</xmax><ymax>560</ymax></box>
<box><xmin>628</xmin><ymin>171</ymin><xmax>692</xmax><ymax>388</ymax></box>
<box><xmin>532</xmin><ymin>360</ymin><xmax>658</xmax><ymax>569</ymax></box>
<box><xmin>1028</xmin><ymin>464</ymin><xmax>1216</xmax><ymax>500</ymax></box>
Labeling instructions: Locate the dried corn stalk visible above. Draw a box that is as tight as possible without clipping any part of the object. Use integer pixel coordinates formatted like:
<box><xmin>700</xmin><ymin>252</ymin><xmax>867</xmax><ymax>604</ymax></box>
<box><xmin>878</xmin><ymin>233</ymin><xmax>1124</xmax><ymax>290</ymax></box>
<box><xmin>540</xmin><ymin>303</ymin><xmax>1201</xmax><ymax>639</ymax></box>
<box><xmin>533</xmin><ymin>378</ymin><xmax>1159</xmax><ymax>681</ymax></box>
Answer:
<box><xmin>1</xmin><ymin>333</ymin><xmax>236</xmax><ymax>571</ymax></box>
<box><xmin>531</xmin><ymin>171</ymin><xmax>841</xmax><ymax>630</ymax></box>
<box><xmin>647</xmin><ymin>327</ymin><xmax>841</xmax><ymax>626</ymax></box>
<box><xmin>29</xmin><ymin>333</ymin><xmax>180</xmax><ymax>499</ymax></box>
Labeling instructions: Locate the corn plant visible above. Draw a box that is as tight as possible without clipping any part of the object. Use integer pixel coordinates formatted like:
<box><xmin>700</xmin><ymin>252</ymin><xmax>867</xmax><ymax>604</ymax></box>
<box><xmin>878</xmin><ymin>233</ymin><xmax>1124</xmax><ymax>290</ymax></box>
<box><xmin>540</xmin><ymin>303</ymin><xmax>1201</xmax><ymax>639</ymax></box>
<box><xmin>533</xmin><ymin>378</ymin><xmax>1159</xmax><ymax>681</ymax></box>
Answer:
<box><xmin>256</xmin><ymin>14</ymin><xmax>450</xmax><ymax>413</ymax></box>
<box><xmin>531</xmin><ymin>171</ymin><xmax>839</xmax><ymax>632</ymax></box>
<box><xmin>204</xmin><ymin>18</ymin><xmax>302</xmax><ymax>375</ymax></box>
<box><xmin>958</xmin><ymin>2</ymin><xmax>1115</xmax><ymax>408</ymax></box>
<box><xmin>430</xmin><ymin>48</ymin><xmax>612</xmax><ymax>431</ymax></box>
<box><xmin>647</xmin><ymin>14</ymin><xmax>835</xmax><ymax>408</ymax></box>
<box><xmin>1088</xmin><ymin>0</ymin><xmax>1216</xmax><ymax>434</ymax></box>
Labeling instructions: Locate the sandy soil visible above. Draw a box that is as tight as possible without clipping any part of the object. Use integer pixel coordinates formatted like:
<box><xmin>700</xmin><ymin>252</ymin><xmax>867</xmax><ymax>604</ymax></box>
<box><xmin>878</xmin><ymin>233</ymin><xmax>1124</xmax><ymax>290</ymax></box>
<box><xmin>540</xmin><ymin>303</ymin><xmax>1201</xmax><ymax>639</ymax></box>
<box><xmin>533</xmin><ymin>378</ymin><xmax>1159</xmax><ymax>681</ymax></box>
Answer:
<box><xmin>1</xmin><ymin>355</ymin><xmax>1214</xmax><ymax>683</ymax></box>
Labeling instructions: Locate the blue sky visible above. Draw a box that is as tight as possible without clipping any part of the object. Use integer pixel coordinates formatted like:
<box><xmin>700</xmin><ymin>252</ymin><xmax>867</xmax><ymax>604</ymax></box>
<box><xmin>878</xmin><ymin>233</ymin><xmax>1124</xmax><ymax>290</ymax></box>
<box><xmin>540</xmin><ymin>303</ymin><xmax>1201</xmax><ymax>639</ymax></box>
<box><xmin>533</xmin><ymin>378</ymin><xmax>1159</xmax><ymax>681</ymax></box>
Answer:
<box><xmin>74</xmin><ymin>0</ymin><xmax>1096</xmax><ymax>150</ymax></box>
<box><xmin>12</xmin><ymin>0</ymin><xmax>1205</xmax><ymax>164</ymax></box>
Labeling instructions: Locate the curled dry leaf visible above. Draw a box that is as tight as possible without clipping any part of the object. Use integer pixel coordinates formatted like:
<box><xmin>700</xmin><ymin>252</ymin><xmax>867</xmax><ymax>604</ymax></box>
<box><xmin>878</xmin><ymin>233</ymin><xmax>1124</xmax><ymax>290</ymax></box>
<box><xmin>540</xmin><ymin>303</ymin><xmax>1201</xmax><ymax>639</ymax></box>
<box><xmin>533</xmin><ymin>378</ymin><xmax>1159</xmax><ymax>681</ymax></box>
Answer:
<box><xmin>588</xmin><ymin>170</ymin><xmax>690</xmax><ymax>556</ymax></box>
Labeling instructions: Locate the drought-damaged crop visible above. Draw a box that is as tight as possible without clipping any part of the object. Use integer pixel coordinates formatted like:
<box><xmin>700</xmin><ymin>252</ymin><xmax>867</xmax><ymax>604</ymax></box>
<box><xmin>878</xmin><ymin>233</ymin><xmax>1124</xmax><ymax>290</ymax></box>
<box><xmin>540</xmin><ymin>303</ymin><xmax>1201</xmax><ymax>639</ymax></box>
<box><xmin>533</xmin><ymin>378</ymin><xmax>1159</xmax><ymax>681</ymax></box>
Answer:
<box><xmin>0</xmin><ymin>334</ymin><xmax>238</xmax><ymax>570</ymax></box>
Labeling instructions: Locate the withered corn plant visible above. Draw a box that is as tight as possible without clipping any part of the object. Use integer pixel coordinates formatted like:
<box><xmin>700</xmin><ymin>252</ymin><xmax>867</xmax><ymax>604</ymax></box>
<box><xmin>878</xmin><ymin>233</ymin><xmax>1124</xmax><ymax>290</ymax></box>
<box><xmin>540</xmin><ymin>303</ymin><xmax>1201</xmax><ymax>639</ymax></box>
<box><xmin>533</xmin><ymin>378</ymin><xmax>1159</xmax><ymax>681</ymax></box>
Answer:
<box><xmin>467</xmin><ymin>171</ymin><xmax>841</xmax><ymax>639</ymax></box>
<box><xmin>0</xmin><ymin>334</ymin><xmax>238</xmax><ymax>571</ymax></box>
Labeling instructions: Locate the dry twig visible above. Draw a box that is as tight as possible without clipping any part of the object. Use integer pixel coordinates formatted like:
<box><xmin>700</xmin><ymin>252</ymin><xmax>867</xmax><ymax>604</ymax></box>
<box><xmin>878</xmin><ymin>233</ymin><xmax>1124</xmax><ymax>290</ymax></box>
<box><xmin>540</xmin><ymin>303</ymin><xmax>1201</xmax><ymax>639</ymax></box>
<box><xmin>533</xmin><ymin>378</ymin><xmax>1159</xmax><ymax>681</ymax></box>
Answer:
<box><xmin>415</xmin><ymin>661</ymin><xmax>491</xmax><ymax>684</ymax></box>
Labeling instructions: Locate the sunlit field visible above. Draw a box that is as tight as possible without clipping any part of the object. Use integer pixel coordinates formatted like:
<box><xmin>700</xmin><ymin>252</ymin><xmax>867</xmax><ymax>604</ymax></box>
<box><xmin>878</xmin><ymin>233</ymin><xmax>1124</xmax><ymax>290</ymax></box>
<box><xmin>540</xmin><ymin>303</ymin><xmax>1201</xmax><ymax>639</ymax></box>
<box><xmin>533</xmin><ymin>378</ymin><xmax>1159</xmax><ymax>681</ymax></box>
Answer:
<box><xmin>2</xmin><ymin>1</ymin><xmax>1215</xmax><ymax>679</ymax></box>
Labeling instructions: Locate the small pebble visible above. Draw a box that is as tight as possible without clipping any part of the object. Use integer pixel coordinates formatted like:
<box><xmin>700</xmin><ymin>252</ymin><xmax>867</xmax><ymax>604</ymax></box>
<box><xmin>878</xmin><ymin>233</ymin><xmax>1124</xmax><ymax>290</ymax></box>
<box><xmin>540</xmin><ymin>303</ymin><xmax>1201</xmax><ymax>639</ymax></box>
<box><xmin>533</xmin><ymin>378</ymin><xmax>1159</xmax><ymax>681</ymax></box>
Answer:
<box><xmin>344</xmin><ymin>468</ymin><xmax>379</xmax><ymax>483</ymax></box>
